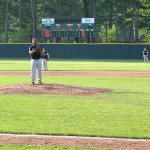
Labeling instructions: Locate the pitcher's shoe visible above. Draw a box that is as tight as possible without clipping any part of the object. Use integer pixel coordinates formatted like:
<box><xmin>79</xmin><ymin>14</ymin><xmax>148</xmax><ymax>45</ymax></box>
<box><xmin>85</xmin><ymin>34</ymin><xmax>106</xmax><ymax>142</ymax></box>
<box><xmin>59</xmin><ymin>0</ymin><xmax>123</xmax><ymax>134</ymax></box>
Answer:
<box><xmin>38</xmin><ymin>81</ymin><xmax>43</xmax><ymax>85</ymax></box>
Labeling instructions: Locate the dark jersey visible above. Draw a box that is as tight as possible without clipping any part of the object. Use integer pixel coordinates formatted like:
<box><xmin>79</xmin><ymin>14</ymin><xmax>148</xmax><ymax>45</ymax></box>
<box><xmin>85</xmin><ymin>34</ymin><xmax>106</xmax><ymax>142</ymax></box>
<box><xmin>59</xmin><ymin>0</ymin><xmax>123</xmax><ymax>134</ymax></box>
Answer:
<box><xmin>143</xmin><ymin>50</ymin><xmax>148</xmax><ymax>56</ymax></box>
<box><xmin>41</xmin><ymin>51</ymin><xmax>49</xmax><ymax>59</ymax></box>
<box><xmin>29</xmin><ymin>45</ymin><xmax>42</xmax><ymax>59</ymax></box>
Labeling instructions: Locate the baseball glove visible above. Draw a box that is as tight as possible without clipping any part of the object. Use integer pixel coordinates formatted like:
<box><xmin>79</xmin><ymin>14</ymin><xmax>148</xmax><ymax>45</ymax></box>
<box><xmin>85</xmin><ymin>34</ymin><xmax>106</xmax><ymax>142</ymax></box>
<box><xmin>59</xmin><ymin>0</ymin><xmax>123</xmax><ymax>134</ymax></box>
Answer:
<box><xmin>35</xmin><ymin>46</ymin><xmax>43</xmax><ymax>53</ymax></box>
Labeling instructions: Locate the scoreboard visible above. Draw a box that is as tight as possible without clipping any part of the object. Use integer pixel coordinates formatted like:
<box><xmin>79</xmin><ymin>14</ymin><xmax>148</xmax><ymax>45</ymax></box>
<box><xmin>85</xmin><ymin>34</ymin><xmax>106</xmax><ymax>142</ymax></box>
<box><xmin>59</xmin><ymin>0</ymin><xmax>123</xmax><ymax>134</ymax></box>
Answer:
<box><xmin>42</xmin><ymin>18</ymin><xmax>95</xmax><ymax>43</ymax></box>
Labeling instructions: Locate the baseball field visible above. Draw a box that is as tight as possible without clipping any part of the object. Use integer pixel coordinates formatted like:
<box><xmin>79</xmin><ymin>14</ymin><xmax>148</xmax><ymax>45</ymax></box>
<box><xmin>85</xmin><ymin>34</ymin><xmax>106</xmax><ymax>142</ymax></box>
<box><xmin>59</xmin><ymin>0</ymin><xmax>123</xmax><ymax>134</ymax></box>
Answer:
<box><xmin>0</xmin><ymin>59</ymin><xmax>150</xmax><ymax>150</ymax></box>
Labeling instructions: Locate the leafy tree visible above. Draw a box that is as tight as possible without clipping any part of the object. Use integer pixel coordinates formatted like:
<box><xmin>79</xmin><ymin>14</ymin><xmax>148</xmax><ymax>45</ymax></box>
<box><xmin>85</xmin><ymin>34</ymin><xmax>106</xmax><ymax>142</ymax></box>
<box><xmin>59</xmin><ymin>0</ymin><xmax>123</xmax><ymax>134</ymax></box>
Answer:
<box><xmin>0</xmin><ymin>0</ymin><xmax>150</xmax><ymax>43</ymax></box>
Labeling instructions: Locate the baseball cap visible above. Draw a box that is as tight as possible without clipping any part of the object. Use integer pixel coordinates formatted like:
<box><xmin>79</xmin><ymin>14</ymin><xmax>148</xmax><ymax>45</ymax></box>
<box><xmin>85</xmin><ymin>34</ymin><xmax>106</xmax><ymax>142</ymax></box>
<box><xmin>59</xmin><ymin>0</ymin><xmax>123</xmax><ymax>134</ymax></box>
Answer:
<box><xmin>32</xmin><ymin>37</ymin><xmax>38</xmax><ymax>41</ymax></box>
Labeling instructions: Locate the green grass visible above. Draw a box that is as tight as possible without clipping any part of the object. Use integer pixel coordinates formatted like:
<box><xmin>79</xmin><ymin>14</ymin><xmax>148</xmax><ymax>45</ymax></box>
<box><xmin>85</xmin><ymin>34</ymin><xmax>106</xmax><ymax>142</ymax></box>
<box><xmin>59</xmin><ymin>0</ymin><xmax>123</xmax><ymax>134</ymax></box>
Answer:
<box><xmin>0</xmin><ymin>59</ymin><xmax>150</xmax><ymax>71</ymax></box>
<box><xmin>0</xmin><ymin>145</ymin><xmax>111</xmax><ymax>150</ymax></box>
<box><xmin>0</xmin><ymin>59</ymin><xmax>150</xmax><ymax>150</ymax></box>
<box><xmin>0</xmin><ymin>76</ymin><xmax>150</xmax><ymax>139</ymax></box>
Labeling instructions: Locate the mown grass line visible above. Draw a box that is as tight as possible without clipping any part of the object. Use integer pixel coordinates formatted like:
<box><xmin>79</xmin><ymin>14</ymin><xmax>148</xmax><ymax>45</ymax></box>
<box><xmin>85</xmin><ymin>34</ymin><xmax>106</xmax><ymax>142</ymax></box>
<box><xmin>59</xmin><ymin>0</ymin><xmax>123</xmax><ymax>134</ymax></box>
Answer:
<box><xmin>0</xmin><ymin>59</ymin><xmax>149</xmax><ymax>71</ymax></box>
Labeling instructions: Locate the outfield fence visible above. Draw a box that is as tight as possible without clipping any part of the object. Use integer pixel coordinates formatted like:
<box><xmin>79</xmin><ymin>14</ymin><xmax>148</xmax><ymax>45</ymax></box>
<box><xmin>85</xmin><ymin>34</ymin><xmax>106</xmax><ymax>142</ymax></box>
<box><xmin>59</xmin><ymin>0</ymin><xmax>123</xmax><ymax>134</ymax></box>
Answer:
<box><xmin>0</xmin><ymin>43</ymin><xmax>149</xmax><ymax>59</ymax></box>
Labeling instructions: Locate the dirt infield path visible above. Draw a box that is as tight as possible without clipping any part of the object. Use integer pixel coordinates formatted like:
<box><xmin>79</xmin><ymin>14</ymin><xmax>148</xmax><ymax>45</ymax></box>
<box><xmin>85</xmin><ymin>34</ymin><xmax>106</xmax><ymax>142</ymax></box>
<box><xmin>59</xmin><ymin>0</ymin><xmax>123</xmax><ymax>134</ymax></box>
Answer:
<box><xmin>0</xmin><ymin>70</ymin><xmax>150</xmax><ymax>77</ymax></box>
<box><xmin>0</xmin><ymin>134</ymin><xmax>150</xmax><ymax>150</ymax></box>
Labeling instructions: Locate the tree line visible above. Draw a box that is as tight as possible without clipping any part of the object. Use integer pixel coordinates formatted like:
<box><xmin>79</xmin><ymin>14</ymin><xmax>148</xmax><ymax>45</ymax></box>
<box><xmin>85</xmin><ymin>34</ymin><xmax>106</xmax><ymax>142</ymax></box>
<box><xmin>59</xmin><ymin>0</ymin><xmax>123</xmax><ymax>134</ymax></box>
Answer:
<box><xmin>0</xmin><ymin>0</ymin><xmax>150</xmax><ymax>43</ymax></box>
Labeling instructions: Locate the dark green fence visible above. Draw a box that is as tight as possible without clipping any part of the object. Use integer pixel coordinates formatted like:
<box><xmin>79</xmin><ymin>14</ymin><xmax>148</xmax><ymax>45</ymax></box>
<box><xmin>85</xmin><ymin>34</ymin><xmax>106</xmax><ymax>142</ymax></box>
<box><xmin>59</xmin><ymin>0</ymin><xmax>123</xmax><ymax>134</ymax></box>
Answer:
<box><xmin>0</xmin><ymin>43</ymin><xmax>149</xmax><ymax>59</ymax></box>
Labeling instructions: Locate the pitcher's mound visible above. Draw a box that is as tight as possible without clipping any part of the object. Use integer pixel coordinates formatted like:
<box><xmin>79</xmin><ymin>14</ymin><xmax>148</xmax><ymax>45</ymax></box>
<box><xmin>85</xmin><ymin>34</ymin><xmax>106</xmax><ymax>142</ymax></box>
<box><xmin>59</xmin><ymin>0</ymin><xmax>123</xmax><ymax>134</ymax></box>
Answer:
<box><xmin>0</xmin><ymin>84</ymin><xmax>112</xmax><ymax>96</ymax></box>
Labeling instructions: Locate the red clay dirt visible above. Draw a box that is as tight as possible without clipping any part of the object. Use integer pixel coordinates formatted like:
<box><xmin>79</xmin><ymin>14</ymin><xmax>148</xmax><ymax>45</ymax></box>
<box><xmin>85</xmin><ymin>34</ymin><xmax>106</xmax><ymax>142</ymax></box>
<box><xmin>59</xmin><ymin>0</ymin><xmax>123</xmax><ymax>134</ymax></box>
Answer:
<box><xmin>0</xmin><ymin>83</ymin><xmax>112</xmax><ymax>95</ymax></box>
<box><xmin>0</xmin><ymin>134</ymin><xmax>150</xmax><ymax>150</ymax></box>
<box><xmin>0</xmin><ymin>71</ymin><xmax>150</xmax><ymax>150</ymax></box>
<box><xmin>0</xmin><ymin>70</ymin><xmax>150</xmax><ymax>77</ymax></box>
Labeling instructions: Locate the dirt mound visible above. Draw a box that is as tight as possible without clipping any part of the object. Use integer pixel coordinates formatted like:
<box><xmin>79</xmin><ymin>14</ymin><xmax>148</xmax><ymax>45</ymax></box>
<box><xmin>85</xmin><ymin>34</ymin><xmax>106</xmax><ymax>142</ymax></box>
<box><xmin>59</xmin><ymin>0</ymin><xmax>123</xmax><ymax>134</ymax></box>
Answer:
<box><xmin>0</xmin><ymin>84</ymin><xmax>112</xmax><ymax>96</ymax></box>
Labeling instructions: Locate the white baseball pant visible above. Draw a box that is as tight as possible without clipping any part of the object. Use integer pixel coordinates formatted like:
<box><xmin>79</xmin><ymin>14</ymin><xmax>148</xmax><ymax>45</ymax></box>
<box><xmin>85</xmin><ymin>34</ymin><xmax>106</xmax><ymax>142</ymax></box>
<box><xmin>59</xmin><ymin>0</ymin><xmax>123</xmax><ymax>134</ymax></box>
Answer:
<box><xmin>31</xmin><ymin>58</ymin><xmax>42</xmax><ymax>82</ymax></box>
<box><xmin>42</xmin><ymin>59</ymin><xmax>48</xmax><ymax>71</ymax></box>
<box><xmin>143</xmin><ymin>55</ymin><xmax>148</xmax><ymax>63</ymax></box>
